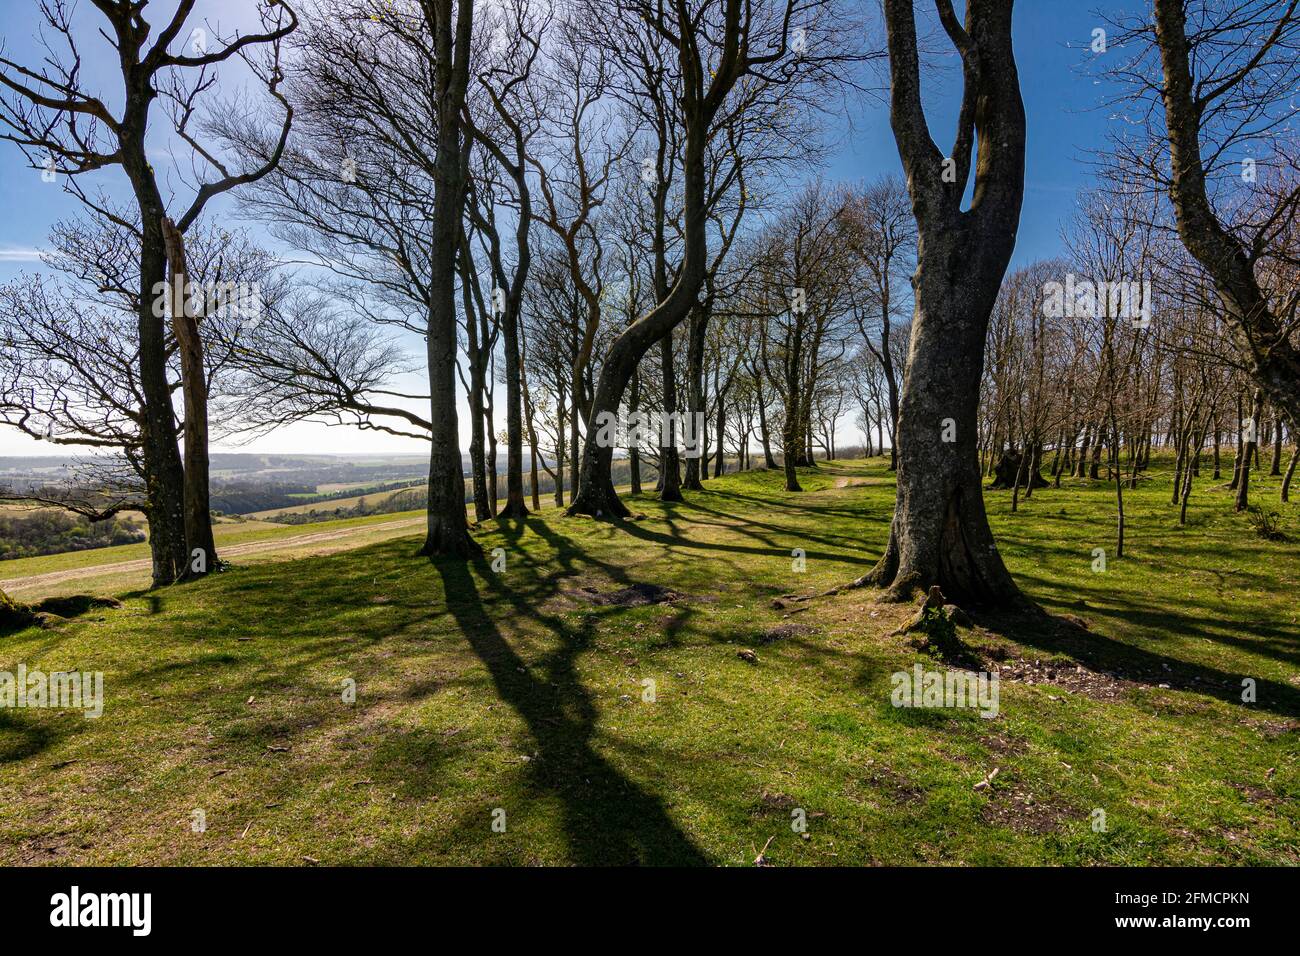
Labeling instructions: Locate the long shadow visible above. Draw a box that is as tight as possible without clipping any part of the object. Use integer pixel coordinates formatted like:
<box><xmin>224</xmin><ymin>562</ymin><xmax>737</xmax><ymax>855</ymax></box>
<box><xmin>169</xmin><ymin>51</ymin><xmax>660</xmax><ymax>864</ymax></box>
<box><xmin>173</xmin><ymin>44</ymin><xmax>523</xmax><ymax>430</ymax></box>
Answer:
<box><xmin>432</xmin><ymin>553</ymin><xmax>708</xmax><ymax>865</ymax></box>
<box><xmin>686</xmin><ymin>498</ymin><xmax>883</xmax><ymax>554</ymax></box>
<box><xmin>981</xmin><ymin>603</ymin><xmax>1300</xmax><ymax>721</ymax></box>
<box><xmin>1013</xmin><ymin>570</ymin><xmax>1300</xmax><ymax>670</ymax></box>
<box><xmin>611</xmin><ymin>512</ymin><xmax>875</xmax><ymax>567</ymax></box>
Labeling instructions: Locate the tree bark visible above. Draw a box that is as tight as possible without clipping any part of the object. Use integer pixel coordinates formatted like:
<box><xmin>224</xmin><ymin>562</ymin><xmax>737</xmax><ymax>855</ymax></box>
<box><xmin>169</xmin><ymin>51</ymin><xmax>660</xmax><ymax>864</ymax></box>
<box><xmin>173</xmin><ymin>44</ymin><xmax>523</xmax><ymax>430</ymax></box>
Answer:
<box><xmin>859</xmin><ymin>0</ymin><xmax>1024</xmax><ymax>606</ymax></box>
<box><xmin>160</xmin><ymin>218</ymin><xmax>217</xmax><ymax>577</ymax></box>
<box><xmin>1282</xmin><ymin>444</ymin><xmax>1298</xmax><ymax>503</ymax></box>
<box><xmin>682</xmin><ymin>305</ymin><xmax>708</xmax><ymax>491</ymax></box>
<box><xmin>659</xmin><ymin>330</ymin><xmax>684</xmax><ymax>501</ymax></box>
<box><xmin>419</xmin><ymin>0</ymin><xmax>477</xmax><ymax>558</ymax></box>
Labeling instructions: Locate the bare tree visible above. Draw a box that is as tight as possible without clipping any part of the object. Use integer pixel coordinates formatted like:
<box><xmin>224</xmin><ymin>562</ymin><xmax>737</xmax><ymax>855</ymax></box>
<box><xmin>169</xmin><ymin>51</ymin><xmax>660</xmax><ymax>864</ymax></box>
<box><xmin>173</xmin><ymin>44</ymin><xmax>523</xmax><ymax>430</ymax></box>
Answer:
<box><xmin>854</xmin><ymin>0</ymin><xmax>1026</xmax><ymax>605</ymax></box>
<box><xmin>0</xmin><ymin>0</ymin><xmax>295</xmax><ymax>584</ymax></box>
<box><xmin>839</xmin><ymin>176</ymin><xmax>916</xmax><ymax>470</ymax></box>
<box><xmin>1105</xmin><ymin>0</ymin><xmax>1300</xmax><ymax>432</ymax></box>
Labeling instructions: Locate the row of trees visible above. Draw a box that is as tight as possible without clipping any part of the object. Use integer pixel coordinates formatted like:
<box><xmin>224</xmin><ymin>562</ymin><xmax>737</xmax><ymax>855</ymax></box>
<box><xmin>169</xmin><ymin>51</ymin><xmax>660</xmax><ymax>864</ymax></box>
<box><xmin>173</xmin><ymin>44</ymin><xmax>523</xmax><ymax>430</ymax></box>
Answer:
<box><xmin>2</xmin><ymin>0</ymin><xmax>1298</xmax><ymax>611</ymax></box>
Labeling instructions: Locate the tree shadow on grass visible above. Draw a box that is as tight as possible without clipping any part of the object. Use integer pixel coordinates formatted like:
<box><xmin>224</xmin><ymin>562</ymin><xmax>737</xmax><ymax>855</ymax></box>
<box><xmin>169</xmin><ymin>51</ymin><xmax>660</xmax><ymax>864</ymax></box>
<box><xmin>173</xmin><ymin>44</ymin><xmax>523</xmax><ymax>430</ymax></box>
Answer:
<box><xmin>430</xmin><ymin>552</ymin><xmax>708</xmax><ymax>865</ymax></box>
<box><xmin>0</xmin><ymin>709</ymin><xmax>69</xmax><ymax>764</ymax></box>
<box><xmin>980</xmin><ymin>602</ymin><xmax>1300</xmax><ymax>721</ymax></box>
<box><xmin>1012</xmin><ymin>569</ymin><xmax>1300</xmax><ymax>670</ymax></box>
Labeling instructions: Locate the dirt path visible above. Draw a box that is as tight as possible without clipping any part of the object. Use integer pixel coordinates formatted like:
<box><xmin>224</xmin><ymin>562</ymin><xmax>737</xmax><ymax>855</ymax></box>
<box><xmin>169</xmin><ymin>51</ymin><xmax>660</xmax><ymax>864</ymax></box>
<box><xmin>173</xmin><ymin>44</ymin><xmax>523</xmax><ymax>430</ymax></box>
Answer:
<box><xmin>2</xmin><ymin>516</ymin><xmax>426</xmax><ymax>592</ymax></box>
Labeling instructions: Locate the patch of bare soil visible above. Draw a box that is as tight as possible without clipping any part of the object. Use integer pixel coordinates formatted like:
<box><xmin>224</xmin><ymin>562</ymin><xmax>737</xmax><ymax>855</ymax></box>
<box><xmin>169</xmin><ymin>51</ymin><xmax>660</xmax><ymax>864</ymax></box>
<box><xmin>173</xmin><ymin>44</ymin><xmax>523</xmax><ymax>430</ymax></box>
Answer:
<box><xmin>992</xmin><ymin>657</ymin><xmax>1136</xmax><ymax>703</ymax></box>
<box><xmin>1239</xmin><ymin>716</ymin><xmax>1300</xmax><ymax>739</ymax></box>
<box><xmin>751</xmin><ymin>789</ymin><xmax>799</xmax><ymax>815</ymax></box>
<box><xmin>757</xmin><ymin>622</ymin><xmax>818</xmax><ymax>644</ymax></box>
<box><xmin>1228</xmin><ymin>782</ymin><xmax>1282</xmax><ymax>806</ymax></box>
<box><xmin>979</xmin><ymin>784</ymin><xmax>1073</xmax><ymax>834</ymax></box>
<box><xmin>567</xmin><ymin>582</ymin><xmax>685</xmax><ymax>607</ymax></box>
<box><xmin>864</xmin><ymin>764</ymin><xmax>923</xmax><ymax>803</ymax></box>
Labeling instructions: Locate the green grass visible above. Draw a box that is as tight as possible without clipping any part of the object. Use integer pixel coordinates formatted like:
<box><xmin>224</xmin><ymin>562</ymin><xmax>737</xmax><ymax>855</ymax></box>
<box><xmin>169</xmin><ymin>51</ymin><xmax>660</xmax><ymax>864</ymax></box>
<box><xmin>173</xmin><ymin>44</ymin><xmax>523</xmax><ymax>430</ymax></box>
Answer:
<box><xmin>247</xmin><ymin>484</ymin><xmax>426</xmax><ymax>519</ymax></box>
<box><xmin>0</xmin><ymin>510</ymin><xmax>422</xmax><ymax>586</ymax></box>
<box><xmin>0</xmin><ymin>457</ymin><xmax>1296</xmax><ymax>865</ymax></box>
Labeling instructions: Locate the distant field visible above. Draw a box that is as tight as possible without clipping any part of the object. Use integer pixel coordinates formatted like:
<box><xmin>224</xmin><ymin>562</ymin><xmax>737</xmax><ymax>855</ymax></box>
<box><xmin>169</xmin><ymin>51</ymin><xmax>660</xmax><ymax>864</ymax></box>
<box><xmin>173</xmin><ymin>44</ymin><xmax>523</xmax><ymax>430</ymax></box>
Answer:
<box><xmin>313</xmin><ymin>480</ymin><xmax>414</xmax><ymax>494</ymax></box>
<box><xmin>246</xmin><ymin>484</ymin><xmax>427</xmax><ymax>519</ymax></box>
<box><xmin>0</xmin><ymin>510</ymin><xmax>425</xmax><ymax>598</ymax></box>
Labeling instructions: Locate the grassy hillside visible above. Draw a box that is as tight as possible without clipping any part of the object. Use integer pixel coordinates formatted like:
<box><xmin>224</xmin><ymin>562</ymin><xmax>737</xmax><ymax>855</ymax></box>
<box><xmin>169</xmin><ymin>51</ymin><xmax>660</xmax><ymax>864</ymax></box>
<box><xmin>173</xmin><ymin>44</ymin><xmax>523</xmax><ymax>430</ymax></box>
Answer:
<box><xmin>0</xmin><ymin>458</ymin><xmax>1296</xmax><ymax>865</ymax></box>
<box><xmin>0</xmin><ymin>511</ymin><xmax>425</xmax><ymax>599</ymax></box>
<box><xmin>246</xmin><ymin>484</ymin><xmax>425</xmax><ymax>520</ymax></box>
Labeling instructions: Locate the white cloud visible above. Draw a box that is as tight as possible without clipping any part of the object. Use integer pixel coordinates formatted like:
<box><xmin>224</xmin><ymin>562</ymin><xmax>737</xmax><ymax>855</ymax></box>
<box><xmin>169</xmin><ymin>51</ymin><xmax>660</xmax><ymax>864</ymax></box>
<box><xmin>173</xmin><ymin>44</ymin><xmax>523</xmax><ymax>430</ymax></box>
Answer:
<box><xmin>0</xmin><ymin>247</ymin><xmax>45</xmax><ymax>262</ymax></box>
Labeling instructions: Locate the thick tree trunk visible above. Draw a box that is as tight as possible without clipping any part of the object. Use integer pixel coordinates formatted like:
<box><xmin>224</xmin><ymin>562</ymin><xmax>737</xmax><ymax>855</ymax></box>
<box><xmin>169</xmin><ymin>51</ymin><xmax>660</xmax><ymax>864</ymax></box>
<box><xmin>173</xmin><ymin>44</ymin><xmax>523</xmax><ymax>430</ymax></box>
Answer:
<box><xmin>500</xmin><ymin>298</ymin><xmax>529</xmax><ymax>518</ymax></box>
<box><xmin>628</xmin><ymin>369</ymin><xmax>643</xmax><ymax>494</ymax></box>
<box><xmin>565</xmin><ymin>3</ymin><xmax>747</xmax><ymax>518</ymax></box>
<box><xmin>460</xmin><ymin>250</ymin><xmax>491</xmax><ymax>524</ymax></box>
<box><xmin>419</xmin><ymin>0</ymin><xmax>476</xmax><ymax>558</ymax></box>
<box><xmin>567</xmin><ymin>178</ymin><xmax>707</xmax><ymax>516</ymax></box>
<box><xmin>863</xmin><ymin>278</ymin><xmax>1020</xmax><ymax>605</ymax></box>
<box><xmin>160</xmin><ymin>218</ymin><xmax>217</xmax><ymax>577</ymax></box>
<box><xmin>136</xmin><ymin>207</ymin><xmax>189</xmax><ymax>586</ymax></box>
<box><xmin>861</xmin><ymin>0</ymin><xmax>1024</xmax><ymax>607</ymax></box>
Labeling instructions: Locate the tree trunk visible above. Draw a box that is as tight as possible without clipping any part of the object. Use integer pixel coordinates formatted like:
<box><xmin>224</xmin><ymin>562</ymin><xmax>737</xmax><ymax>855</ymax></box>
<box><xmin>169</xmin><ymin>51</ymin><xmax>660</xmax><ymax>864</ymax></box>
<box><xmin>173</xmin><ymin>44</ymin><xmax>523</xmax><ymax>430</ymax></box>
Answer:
<box><xmin>629</xmin><ymin>369</ymin><xmax>643</xmax><ymax>494</ymax></box>
<box><xmin>566</xmin><ymin>5</ymin><xmax>745</xmax><ymax>518</ymax></box>
<box><xmin>756</xmin><ymin>379</ymin><xmax>777</xmax><ymax>469</ymax></box>
<box><xmin>419</xmin><ymin>0</ymin><xmax>476</xmax><ymax>558</ymax></box>
<box><xmin>862</xmin><ymin>0</ymin><xmax>1024</xmax><ymax>606</ymax></box>
<box><xmin>683</xmin><ymin>305</ymin><xmax>707</xmax><ymax>490</ymax></box>
<box><xmin>1235</xmin><ymin>388</ymin><xmax>1262</xmax><ymax>512</ymax></box>
<box><xmin>1282</xmin><ymin>444</ymin><xmax>1298</xmax><ymax>503</ymax></box>
<box><xmin>1270</xmin><ymin>414</ymin><xmax>1283</xmax><ymax>476</ymax></box>
<box><xmin>498</xmin><ymin>297</ymin><xmax>528</xmax><ymax>517</ymax></box>
<box><xmin>658</xmin><ymin>330</ymin><xmax>684</xmax><ymax>502</ymax></box>
<box><xmin>1230</xmin><ymin>392</ymin><xmax>1244</xmax><ymax>490</ymax></box>
<box><xmin>160</xmin><ymin>217</ymin><xmax>217</xmax><ymax>578</ymax></box>
<box><xmin>460</xmin><ymin>246</ymin><xmax>492</xmax><ymax>523</ymax></box>
<box><xmin>129</xmin><ymin>167</ymin><xmax>189</xmax><ymax>586</ymax></box>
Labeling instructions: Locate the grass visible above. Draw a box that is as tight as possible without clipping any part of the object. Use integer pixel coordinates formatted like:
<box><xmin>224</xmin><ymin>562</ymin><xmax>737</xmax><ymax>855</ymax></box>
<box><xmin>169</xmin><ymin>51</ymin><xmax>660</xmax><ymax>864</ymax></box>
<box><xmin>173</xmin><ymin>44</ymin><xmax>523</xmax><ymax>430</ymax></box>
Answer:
<box><xmin>0</xmin><ymin>457</ymin><xmax>1296</xmax><ymax>865</ymax></box>
<box><xmin>0</xmin><ymin>510</ymin><xmax>425</xmax><ymax>599</ymax></box>
<box><xmin>246</xmin><ymin>484</ymin><xmax>426</xmax><ymax>519</ymax></box>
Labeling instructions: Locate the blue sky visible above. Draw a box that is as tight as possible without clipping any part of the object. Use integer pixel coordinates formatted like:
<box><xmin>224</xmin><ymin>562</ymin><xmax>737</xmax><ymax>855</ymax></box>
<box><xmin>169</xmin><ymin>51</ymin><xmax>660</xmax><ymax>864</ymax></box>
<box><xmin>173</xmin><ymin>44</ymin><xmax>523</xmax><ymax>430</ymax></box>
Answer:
<box><xmin>0</xmin><ymin>0</ymin><xmax>1147</xmax><ymax>457</ymax></box>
